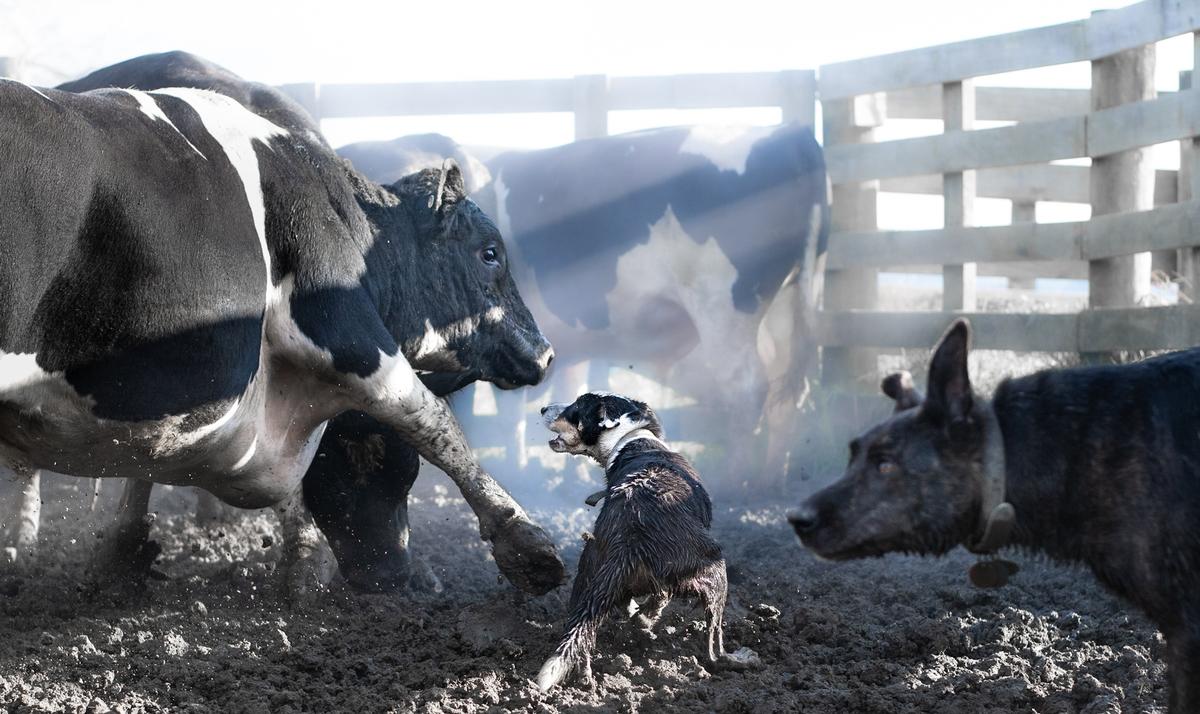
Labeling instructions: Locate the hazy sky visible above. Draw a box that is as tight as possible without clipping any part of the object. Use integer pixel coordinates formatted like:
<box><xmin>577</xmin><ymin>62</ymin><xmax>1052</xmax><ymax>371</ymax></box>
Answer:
<box><xmin>0</xmin><ymin>1</ymin><xmax>1146</xmax><ymax>85</ymax></box>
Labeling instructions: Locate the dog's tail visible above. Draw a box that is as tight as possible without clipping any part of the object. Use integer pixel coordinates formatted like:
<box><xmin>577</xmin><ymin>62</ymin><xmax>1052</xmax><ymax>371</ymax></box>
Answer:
<box><xmin>537</xmin><ymin>555</ymin><xmax>633</xmax><ymax>691</ymax></box>
<box><xmin>537</xmin><ymin>625</ymin><xmax>594</xmax><ymax>691</ymax></box>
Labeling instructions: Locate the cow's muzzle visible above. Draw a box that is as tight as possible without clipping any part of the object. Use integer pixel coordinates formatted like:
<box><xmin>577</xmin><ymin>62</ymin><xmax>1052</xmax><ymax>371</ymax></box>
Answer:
<box><xmin>491</xmin><ymin>334</ymin><xmax>554</xmax><ymax>389</ymax></box>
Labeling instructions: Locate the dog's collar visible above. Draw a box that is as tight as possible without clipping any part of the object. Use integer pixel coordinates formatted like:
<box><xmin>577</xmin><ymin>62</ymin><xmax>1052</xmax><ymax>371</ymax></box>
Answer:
<box><xmin>967</xmin><ymin>403</ymin><xmax>1016</xmax><ymax>555</ymax></box>
<box><xmin>605</xmin><ymin>429</ymin><xmax>668</xmax><ymax>471</ymax></box>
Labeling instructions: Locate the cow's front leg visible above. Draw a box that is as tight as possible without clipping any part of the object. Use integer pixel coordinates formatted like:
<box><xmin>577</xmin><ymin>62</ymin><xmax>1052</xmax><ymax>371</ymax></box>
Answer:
<box><xmin>90</xmin><ymin>479</ymin><xmax>161</xmax><ymax>585</ymax></box>
<box><xmin>361</xmin><ymin>358</ymin><xmax>566</xmax><ymax>595</ymax></box>
<box><xmin>1167</xmin><ymin>623</ymin><xmax>1200</xmax><ymax>712</ymax></box>
<box><xmin>2</xmin><ymin>466</ymin><xmax>40</xmax><ymax>566</ymax></box>
<box><xmin>273</xmin><ymin>486</ymin><xmax>334</xmax><ymax>601</ymax></box>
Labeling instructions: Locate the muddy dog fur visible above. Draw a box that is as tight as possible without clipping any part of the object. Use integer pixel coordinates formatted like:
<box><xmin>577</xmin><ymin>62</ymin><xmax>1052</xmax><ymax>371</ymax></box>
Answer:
<box><xmin>790</xmin><ymin>319</ymin><xmax>1200</xmax><ymax>711</ymax></box>
<box><xmin>537</xmin><ymin>393</ymin><xmax>727</xmax><ymax>691</ymax></box>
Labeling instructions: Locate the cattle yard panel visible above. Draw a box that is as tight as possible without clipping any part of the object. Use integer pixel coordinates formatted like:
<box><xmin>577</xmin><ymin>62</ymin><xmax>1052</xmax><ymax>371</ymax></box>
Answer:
<box><xmin>276</xmin><ymin>69</ymin><xmax>820</xmax><ymax>136</ymax></box>
<box><xmin>819</xmin><ymin>0</ymin><xmax>1200</xmax><ymax>386</ymax></box>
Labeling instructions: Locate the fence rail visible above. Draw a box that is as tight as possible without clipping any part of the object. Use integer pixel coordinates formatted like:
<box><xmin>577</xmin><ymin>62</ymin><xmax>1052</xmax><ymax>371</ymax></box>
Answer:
<box><xmin>817</xmin><ymin>304</ymin><xmax>1200</xmax><ymax>353</ymax></box>
<box><xmin>818</xmin><ymin>0</ymin><xmax>1200</xmax><ymax>100</ymax></box>
<box><xmin>277</xmin><ymin>69</ymin><xmax>819</xmax><ymax>135</ymax></box>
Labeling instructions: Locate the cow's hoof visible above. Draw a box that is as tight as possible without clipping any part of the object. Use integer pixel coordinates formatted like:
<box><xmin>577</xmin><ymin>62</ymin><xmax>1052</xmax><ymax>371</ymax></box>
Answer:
<box><xmin>280</xmin><ymin>560</ymin><xmax>327</xmax><ymax>604</ymax></box>
<box><xmin>488</xmin><ymin>518</ymin><xmax>566</xmax><ymax>595</ymax></box>
<box><xmin>280</xmin><ymin>542</ymin><xmax>336</xmax><ymax>604</ymax></box>
<box><xmin>89</xmin><ymin>520</ymin><xmax>161</xmax><ymax>588</ymax></box>
<box><xmin>409</xmin><ymin>557</ymin><xmax>443</xmax><ymax>594</ymax></box>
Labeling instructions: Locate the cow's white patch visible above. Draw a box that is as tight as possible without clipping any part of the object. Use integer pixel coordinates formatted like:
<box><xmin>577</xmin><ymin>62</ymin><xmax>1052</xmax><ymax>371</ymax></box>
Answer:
<box><xmin>153</xmin><ymin>88</ymin><xmax>288</xmax><ymax>304</ymax></box>
<box><xmin>492</xmin><ymin>173</ymin><xmax>512</xmax><ymax>238</ymax></box>
<box><xmin>1</xmin><ymin>77</ymin><xmax>53</xmax><ymax>103</ymax></box>
<box><xmin>679</xmin><ymin>125</ymin><xmax>773</xmax><ymax>175</ymax></box>
<box><xmin>367</xmin><ymin>350</ymin><xmax>418</xmax><ymax>402</ymax></box>
<box><xmin>0</xmin><ymin>352</ymin><xmax>50</xmax><ymax>392</ymax></box>
<box><xmin>412</xmin><ymin>320</ymin><xmax>450</xmax><ymax>362</ymax></box>
<box><xmin>231</xmin><ymin>436</ymin><xmax>258</xmax><ymax>471</ymax></box>
<box><xmin>607</xmin><ymin>207</ymin><xmax>764</xmax><ymax>408</ymax></box>
<box><xmin>182</xmin><ymin>397</ymin><xmax>242</xmax><ymax>443</ymax></box>
<box><xmin>407</xmin><ymin>306</ymin><xmax>504</xmax><ymax>368</ymax></box>
<box><xmin>121</xmin><ymin>89</ymin><xmax>206</xmax><ymax>158</ymax></box>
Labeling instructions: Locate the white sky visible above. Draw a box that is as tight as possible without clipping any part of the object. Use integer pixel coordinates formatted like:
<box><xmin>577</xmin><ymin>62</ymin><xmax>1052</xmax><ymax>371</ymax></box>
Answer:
<box><xmin>2</xmin><ymin>0</ymin><xmax>1193</xmax><ymax>232</ymax></box>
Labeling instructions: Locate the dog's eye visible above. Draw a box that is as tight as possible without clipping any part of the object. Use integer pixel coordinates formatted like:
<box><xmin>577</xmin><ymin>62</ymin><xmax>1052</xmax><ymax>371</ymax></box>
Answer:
<box><xmin>877</xmin><ymin>460</ymin><xmax>898</xmax><ymax>476</ymax></box>
<box><xmin>480</xmin><ymin>245</ymin><xmax>501</xmax><ymax>267</ymax></box>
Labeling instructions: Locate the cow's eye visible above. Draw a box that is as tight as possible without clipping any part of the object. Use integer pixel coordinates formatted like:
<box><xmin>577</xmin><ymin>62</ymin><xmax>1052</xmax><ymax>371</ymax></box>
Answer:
<box><xmin>877</xmin><ymin>459</ymin><xmax>897</xmax><ymax>476</ymax></box>
<box><xmin>480</xmin><ymin>246</ymin><xmax>501</xmax><ymax>266</ymax></box>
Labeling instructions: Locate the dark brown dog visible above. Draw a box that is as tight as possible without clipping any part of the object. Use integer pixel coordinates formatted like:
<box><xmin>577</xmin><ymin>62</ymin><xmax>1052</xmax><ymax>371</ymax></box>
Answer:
<box><xmin>790</xmin><ymin>319</ymin><xmax>1200</xmax><ymax>711</ymax></box>
<box><xmin>537</xmin><ymin>392</ymin><xmax>727</xmax><ymax>691</ymax></box>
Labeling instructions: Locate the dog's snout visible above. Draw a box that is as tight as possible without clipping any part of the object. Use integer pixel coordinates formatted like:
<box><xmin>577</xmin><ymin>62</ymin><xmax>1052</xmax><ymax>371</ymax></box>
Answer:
<box><xmin>540</xmin><ymin>405</ymin><xmax>550</xmax><ymax>416</ymax></box>
<box><xmin>787</xmin><ymin>505</ymin><xmax>819</xmax><ymax>535</ymax></box>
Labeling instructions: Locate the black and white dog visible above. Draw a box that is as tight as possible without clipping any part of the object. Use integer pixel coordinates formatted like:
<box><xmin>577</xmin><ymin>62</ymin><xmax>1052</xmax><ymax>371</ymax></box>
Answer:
<box><xmin>536</xmin><ymin>393</ymin><xmax>728</xmax><ymax>691</ymax></box>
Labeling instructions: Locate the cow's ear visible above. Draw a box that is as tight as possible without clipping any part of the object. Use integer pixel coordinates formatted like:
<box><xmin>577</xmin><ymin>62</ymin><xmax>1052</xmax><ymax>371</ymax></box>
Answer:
<box><xmin>432</xmin><ymin>159</ymin><xmax>467</xmax><ymax>213</ymax></box>
<box><xmin>881</xmin><ymin>371</ymin><xmax>922</xmax><ymax>412</ymax></box>
<box><xmin>925</xmin><ymin>319</ymin><xmax>973</xmax><ymax>424</ymax></box>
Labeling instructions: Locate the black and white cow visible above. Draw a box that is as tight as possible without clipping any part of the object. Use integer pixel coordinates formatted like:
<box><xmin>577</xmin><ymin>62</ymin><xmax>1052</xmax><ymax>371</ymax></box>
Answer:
<box><xmin>339</xmin><ymin>125</ymin><xmax>829</xmax><ymax>485</ymax></box>
<box><xmin>0</xmin><ymin>52</ymin><xmax>565</xmax><ymax>596</ymax></box>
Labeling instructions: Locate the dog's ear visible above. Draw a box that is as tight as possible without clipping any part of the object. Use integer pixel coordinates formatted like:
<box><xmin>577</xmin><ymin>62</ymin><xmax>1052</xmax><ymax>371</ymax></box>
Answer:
<box><xmin>881</xmin><ymin>371</ymin><xmax>922</xmax><ymax>412</ymax></box>
<box><xmin>925</xmin><ymin>319</ymin><xmax>973</xmax><ymax>425</ymax></box>
<box><xmin>579</xmin><ymin>400</ymin><xmax>611</xmax><ymax>445</ymax></box>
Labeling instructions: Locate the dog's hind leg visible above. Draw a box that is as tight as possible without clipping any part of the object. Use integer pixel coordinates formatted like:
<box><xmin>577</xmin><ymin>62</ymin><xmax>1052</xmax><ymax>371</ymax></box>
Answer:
<box><xmin>634</xmin><ymin>590</ymin><xmax>671</xmax><ymax>633</ymax></box>
<box><xmin>684</xmin><ymin>559</ymin><xmax>729</xmax><ymax>661</ymax></box>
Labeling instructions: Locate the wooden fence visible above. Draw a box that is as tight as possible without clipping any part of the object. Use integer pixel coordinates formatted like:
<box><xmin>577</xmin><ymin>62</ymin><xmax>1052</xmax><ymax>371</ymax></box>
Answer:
<box><xmin>276</xmin><ymin>70</ymin><xmax>818</xmax><ymax>140</ymax></box>
<box><xmin>820</xmin><ymin>0</ymin><xmax>1200</xmax><ymax>383</ymax></box>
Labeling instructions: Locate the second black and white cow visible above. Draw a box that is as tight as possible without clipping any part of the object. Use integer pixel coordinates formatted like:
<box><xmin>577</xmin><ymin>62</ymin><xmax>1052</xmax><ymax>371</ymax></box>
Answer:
<box><xmin>0</xmin><ymin>52</ymin><xmax>565</xmax><ymax>595</ymax></box>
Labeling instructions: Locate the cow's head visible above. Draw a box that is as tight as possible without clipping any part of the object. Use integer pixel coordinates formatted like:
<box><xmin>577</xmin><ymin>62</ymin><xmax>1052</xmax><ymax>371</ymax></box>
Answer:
<box><xmin>384</xmin><ymin>162</ymin><xmax>553</xmax><ymax>388</ymax></box>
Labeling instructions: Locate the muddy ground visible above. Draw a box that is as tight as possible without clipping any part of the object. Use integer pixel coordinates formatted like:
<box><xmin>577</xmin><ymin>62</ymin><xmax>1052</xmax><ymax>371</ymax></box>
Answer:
<box><xmin>0</xmin><ymin>470</ymin><xmax>1166</xmax><ymax>714</ymax></box>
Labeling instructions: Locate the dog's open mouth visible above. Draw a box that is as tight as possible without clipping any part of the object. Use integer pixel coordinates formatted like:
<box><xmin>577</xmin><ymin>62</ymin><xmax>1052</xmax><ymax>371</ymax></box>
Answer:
<box><xmin>548</xmin><ymin>436</ymin><xmax>567</xmax><ymax>452</ymax></box>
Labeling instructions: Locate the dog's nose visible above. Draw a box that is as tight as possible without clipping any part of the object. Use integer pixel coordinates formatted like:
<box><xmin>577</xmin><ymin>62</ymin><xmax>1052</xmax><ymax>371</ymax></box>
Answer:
<box><xmin>787</xmin><ymin>506</ymin><xmax>819</xmax><ymax>535</ymax></box>
<box><xmin>540</xmin><ymin>405</ymin><xmax>550</xmax><ymax>416</ymax></box>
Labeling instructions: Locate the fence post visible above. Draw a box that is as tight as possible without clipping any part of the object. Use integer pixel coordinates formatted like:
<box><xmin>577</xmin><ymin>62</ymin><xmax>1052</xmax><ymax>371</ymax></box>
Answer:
<box><xmin>942</xmin><ymin>80</ymin><xmax>977</xmax><ymax>311</ymax></box>
<box><xmin>1009</xmin><ymin>200</ymin><xmax>1037</xmax><ymax>289</ymax></box>
<box><xmin>779</xmin><ymin>69</ymin><xmax>816</xmax><ymax>127</ymax></box>
<box><xmin>822</xmin><ymin>94</ymin><xmax>884</xmax><ymax>388</ymax></box>
<box><xmin>1181</xmin><ymin>45</ymin><xmax>1200</xmax><ymax>302</ymax></box>
<box><xmin>1086</xmin><ymin>34</ymin><xmax>1154</xmax><ymax>358</ymax></box>
<box><xmin>573</xmin><ymin>74</ymin><xmax>608</xmax><ymax>140</ymax></box>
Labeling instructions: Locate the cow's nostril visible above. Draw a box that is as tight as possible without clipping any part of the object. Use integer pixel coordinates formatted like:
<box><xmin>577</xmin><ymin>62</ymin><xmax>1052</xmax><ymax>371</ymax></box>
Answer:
<box><xmin>787</xmin><ymin>506</ymin><xmax>818</xmax><ymax>534</ymax></box>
